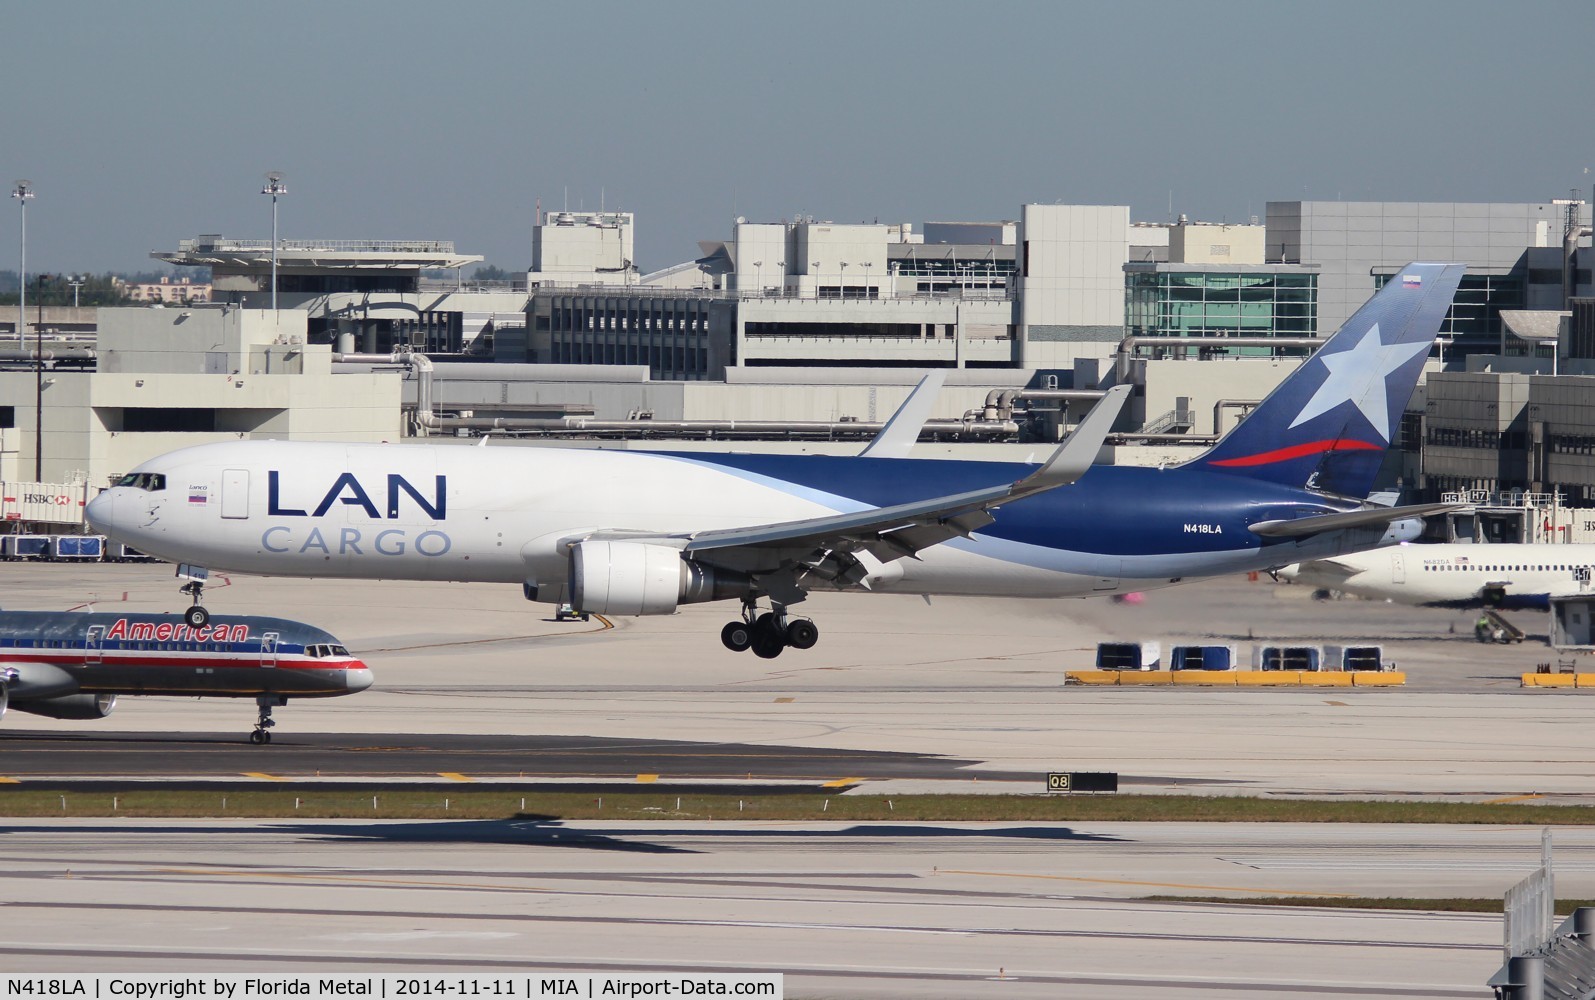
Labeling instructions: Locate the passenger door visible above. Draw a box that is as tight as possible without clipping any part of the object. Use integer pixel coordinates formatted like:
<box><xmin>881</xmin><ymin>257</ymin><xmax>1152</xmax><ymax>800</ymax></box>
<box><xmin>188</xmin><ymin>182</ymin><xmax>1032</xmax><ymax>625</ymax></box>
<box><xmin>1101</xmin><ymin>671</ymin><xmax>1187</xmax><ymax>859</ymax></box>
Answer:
<box><xmin>221</xmin><ymin>469</ymin><xmax>250</xmax><ymax>520</ymax></box>
<box><xmin>260</xmin><ymin>632</ymin><xmax>278</xmax><ymax>669</ymax></box>
<box><xmin>85</xmin><ymin>625</ymin><xmax>105</xmax><ymax>666</ymax></box>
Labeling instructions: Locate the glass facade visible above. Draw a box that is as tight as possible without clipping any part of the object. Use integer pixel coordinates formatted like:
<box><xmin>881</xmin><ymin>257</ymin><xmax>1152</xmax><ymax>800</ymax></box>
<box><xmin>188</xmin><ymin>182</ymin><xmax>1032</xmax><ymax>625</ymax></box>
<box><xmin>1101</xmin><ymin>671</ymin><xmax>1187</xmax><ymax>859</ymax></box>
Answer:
<box><xmin>1373</xmin><ymin>271</ymin><xmax>1525</xmax><ymax>357</ymax></box>
<box><xmin>1124</xmin><ymin>268</ymin><xmax>1317</xmax><ymax>355</ymax></box>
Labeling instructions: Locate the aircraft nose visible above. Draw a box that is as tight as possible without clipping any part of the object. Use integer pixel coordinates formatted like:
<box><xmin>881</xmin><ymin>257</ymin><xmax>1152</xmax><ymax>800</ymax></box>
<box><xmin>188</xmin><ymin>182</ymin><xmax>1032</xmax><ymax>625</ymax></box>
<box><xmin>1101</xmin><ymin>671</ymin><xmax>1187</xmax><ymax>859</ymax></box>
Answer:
<box><xmin>85</xmin><ymin>491</ymin><xmax>120</xmax><ymax>535</ymax></box>
<box><xmin>345</xmin><ymin>663</ymin><xmax>374</xmax><ymax>693</ymax></box>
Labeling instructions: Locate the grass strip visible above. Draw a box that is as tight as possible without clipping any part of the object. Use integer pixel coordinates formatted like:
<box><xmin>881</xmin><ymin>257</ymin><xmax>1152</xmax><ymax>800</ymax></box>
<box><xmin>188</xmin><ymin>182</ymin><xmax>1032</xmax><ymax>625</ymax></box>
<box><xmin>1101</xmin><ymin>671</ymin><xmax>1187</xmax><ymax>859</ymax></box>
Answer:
<box><xmin>3</xmin><ymin>790</ymin><xmax>1595</xmax><ymax>823</ymax></box>
<box><xmin>1149</xmin><ymin>896</ymin><xmax>1595</xmax><ymax>914</ymax></box>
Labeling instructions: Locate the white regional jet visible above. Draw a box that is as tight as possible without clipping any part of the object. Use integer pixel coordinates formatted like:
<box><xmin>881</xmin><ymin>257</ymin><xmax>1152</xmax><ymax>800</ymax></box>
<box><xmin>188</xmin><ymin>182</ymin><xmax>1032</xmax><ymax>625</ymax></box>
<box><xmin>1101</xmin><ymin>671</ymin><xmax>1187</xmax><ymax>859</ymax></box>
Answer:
<box><xmin>87</xmin><ymin>263</ymin><xmax>1467</xmax><ymax>658</ymax></box>
<box><xmin>1279</xmin><ymin>542</ymin><xmax>1595</xmax><ymax>609</ymax></box>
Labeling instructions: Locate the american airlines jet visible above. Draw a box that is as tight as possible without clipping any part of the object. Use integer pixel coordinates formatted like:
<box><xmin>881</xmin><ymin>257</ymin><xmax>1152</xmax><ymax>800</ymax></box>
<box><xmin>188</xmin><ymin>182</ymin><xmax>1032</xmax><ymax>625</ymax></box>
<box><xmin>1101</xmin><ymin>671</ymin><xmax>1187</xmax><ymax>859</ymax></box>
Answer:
<box><xmin>87</xmin><ymin>263</ymin><xmax>1466</xmax><ymax>658</ymax></box>
<box><xmin>0</xmin><ymin>610</ymin><xmax>370</xmax><ymax>742</ymax></box>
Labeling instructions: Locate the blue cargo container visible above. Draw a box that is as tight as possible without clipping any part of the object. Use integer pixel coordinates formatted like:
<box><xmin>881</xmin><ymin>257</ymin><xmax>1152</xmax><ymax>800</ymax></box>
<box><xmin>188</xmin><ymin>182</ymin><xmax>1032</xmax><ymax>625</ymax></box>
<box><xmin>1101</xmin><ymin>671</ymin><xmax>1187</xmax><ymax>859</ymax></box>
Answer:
<box><xmin>50</xmin><ymin>535</ymin><xmax>105</xmax><ymax>560</ymax></box>
<box><xmin>1170</xmin><ymin>645</ymin><xmax>1237</xmax><ymax>671</ymax></box>
<box><xmin>0</xmin><ymin>535</ymin><xmax>51</xmax><ymax>560</ymax></box>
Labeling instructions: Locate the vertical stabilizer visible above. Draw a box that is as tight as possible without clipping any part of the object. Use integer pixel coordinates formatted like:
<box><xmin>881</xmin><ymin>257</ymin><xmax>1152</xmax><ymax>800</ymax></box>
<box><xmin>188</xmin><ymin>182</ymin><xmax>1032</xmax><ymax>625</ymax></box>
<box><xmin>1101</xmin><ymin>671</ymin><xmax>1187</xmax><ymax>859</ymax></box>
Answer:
<box><xmin>1191</xmin><ymin>262</ymin><xmax>1465</xmax><ymax>498</ymax></box>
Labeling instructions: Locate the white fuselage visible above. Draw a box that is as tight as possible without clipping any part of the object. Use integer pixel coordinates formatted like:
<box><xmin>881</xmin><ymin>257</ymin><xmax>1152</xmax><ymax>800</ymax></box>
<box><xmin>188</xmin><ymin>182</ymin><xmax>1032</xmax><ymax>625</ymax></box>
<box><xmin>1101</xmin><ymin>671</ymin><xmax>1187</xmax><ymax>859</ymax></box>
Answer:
<box><xmin>85</xmin><ymin>440</ymin><xmax>1406</xmax><ymax>606</ymax></box>
<box><xmin>1283</xmin><ymin>542</ymin><xmax>1595</xmax><ymax>606</ymax></box>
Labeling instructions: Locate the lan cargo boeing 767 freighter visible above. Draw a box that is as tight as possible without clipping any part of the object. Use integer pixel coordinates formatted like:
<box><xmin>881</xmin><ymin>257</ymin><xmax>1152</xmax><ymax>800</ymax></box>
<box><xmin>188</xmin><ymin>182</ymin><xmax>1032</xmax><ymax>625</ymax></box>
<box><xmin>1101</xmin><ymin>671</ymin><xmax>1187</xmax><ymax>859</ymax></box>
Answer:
<box><xmin>87</xmin><ymin>263</ymin><xmax>1466</xmax><ymax>658</ymax></box>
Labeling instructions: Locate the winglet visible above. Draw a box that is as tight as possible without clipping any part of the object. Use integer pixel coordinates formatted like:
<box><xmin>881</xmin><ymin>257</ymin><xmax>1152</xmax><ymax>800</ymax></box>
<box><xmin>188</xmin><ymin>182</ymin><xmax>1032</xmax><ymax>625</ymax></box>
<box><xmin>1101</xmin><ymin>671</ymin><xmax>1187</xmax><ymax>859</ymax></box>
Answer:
<box><xmin>1011</xmin><ymin>385</ymin><xmax>1131</xmax><ymax>499</ymax></box>
<box><xmin>860</xmin><ymin>371</ymin><xmax>948</xmax><ymax>459</ymax></box>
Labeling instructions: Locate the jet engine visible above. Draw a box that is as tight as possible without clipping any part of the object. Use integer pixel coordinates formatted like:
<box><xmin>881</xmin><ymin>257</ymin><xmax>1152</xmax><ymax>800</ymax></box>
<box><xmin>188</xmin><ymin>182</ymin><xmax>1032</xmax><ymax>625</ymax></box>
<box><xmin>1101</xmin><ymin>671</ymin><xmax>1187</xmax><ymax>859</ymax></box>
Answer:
<box><xmin>570</xmin><ymin>540</ymin><xmax>749</xmax><ymax>615</ymax></box>
<box><xmin>11</xmin><ymin>693</ymin><xmax>118</xmax><ymax>720</ymax></box>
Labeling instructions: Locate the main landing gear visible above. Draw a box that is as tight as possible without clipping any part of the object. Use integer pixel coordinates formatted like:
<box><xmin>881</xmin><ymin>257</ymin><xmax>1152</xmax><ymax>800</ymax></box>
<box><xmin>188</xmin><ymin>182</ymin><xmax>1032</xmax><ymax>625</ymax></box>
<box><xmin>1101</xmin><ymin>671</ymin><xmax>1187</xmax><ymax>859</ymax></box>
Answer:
<box><xmin>250</xmin><ymin>695</ymin><xmax>285</xmax><ymax>745</ymax></box>
<box><xmin>720</xmin><ymin>599</ymin><xmax>819</xmax><ymax>659</ymax></box>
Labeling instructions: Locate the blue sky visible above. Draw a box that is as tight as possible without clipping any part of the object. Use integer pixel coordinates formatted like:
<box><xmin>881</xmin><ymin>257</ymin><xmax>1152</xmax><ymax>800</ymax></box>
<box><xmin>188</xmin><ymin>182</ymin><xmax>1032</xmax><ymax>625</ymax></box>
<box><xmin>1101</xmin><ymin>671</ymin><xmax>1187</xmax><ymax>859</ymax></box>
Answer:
<box><xmin>1</xmin><ymin>1</ymin><xmax>1589</xmax><ymax>274</ymax></box>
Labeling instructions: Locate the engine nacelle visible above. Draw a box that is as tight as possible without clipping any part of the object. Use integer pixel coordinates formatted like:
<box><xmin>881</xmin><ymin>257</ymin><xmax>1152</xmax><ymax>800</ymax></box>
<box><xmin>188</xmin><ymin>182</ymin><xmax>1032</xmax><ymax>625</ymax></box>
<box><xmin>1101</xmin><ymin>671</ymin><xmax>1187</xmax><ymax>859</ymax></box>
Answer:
<box><xmin>11</xmin><ymin>693</ymin><xmax>118</xmax><ymax>720</ymax></box>
<box><xmin>570</xmin><ymin>540</ymin><xmax>748</xmax><ymax>615</ymax></box>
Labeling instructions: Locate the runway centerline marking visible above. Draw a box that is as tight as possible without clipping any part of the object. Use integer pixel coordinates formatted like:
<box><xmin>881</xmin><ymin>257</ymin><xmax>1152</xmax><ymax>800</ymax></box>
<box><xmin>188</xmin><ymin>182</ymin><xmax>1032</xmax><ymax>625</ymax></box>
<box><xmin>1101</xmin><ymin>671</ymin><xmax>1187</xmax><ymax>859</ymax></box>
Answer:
<box><xmin>937</xmin><ymin>869</ymin><xmax>1358</xmax><ymax>897</ymax></box>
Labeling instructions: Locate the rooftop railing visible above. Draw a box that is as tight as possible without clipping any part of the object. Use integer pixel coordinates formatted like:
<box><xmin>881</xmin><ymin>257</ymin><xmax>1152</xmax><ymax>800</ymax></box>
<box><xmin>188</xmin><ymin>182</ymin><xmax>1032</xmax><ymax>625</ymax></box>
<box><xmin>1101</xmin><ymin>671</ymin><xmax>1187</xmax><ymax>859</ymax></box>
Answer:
<box><xmin>530</xmin><ymin>283</ymin><xmax>1014</xmax><ymax>302</ymax></box>
<box><xmin>178</xmin><ymin>237</ymin><xmax>459</xmax><ymax>255</ymax></box>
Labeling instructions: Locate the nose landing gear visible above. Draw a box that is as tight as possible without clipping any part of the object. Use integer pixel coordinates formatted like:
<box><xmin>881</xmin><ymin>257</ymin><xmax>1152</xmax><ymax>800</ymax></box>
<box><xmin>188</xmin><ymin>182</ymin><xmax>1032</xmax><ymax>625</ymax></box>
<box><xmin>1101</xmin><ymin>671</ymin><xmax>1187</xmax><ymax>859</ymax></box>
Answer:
<box><xmin>720</xmin><ymin>599</ymin><xmax>819</xmax><ymax>657</ymax></box>
<box><xmin>180</xmin><ymin>582</ymin><xmax>210</xmax><ymax>628</ymax></box>
<box><xmin>250</xmin><ymin>695</ymin><xmax>285</xmax><ymax>744</ymax></box>
<box><xmin>177</xmin><ymin>564</ymin><xmax>212</xmax><ymax>628</ymax></box>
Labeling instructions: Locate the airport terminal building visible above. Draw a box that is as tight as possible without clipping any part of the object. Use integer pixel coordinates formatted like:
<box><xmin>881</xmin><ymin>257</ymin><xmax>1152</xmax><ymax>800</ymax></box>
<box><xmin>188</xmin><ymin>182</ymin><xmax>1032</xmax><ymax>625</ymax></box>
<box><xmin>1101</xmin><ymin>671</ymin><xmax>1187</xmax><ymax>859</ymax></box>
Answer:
<box><xmin>3</xmin><ymin>196</ymin><xmax>1592</xmax><ymax>508</ymax></box>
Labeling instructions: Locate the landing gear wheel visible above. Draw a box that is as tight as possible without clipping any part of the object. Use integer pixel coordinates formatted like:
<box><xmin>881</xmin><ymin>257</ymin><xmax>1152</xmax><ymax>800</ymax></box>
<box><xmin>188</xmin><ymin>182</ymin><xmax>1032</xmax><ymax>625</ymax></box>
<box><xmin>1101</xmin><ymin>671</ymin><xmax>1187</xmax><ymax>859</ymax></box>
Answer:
<box><xmin>751</xmin><ymin>630</ymin><xmax>785</xmax><ymax>659</ymax></box>
<box><xmin>185</xmin><ymin>605</ymin><xmax>210</xmax><ymax>629</ymax></box>
<box><xmin>251</xmin><ymin>694</ymin><xmax>282</xmax><ymax>745</ymax></box>
<box><xmin>751</xmin><ymin>613</ymin><xmax>787</xmax><ymax>659</ymax></box>
<box><xmin>721</xmin><ymin>621</ymin><xmax>753</xmax><ymax>652</ymax></box>
<box><xmin>785</xmin><ymin>619</ymin><xmax>819</xmax><ymax>650</ymax></box>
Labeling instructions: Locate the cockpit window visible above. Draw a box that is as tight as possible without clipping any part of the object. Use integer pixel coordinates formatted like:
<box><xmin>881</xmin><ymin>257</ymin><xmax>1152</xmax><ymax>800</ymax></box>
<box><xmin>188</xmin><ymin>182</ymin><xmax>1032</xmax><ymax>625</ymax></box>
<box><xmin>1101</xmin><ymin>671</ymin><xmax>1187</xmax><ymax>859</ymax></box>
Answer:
<box><xmin>331</xmin><ymin>645</ymin><xmax>349</xmax><ymax>657</ymax></box>
<box><xmin>115</xmin><ymin>473</ymin><xmax>167</xmax><ymax>492</ymax></box>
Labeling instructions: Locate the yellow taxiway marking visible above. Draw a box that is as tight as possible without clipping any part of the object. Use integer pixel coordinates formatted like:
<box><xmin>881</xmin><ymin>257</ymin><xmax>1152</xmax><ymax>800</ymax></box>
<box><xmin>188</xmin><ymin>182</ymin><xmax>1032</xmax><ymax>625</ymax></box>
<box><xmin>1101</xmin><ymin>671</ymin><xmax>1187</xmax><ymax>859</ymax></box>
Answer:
<box><xmin>774</xmin><ymin>697</ymin><xmax>795</xmax><ymax>703</ymax></box>
<box><xmin>594</xmin><ymin>615</ymin><xmax>614</xmax><ymax>631</ymax></box>
<box><xmin>937</xmin><ymin>869</ymin><xmax>1358</xmax><ymax>898</ymax></box>
<box><xmin>823</xmin><ymin>777</ymin><xmax>865</xmax><ymax>788</ymax></box>
<box><xmin>636</xmin><ymin>774</ymin><xmax>659</xmax><ymax>783</ymax></box>
<box><xmin>156</xmin><ymin>867</ymin><xmax>546</xmax><ymax>893</ymax></box>
<box><xmin>0</xmin><ymin>776</ymin><xmax>19</xmax><ymax>784</ymax></box>
<box><xmin>1482</xmin><ymin>793</ymin><xmax>1545</xmax><ymax>805</ymax></box>
<box><xmin>242</xmin><ymin>772</ymin><xmax>287</xmax><ymax>782</ymax></box>
<box><xmin>438</xmin><ymin>772</ymin><xmax>473</xmax><ymax>783</ymax></box>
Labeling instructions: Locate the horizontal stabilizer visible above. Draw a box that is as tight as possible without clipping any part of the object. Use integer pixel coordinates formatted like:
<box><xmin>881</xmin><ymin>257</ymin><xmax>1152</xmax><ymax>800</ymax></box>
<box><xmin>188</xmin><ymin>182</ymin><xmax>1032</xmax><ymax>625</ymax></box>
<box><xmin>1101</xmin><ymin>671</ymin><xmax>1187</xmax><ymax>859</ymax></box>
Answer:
<box><xmin>1249</xmin><ymin>502</ymin><xmax>1460</xmax><ymax>539</ymax></box>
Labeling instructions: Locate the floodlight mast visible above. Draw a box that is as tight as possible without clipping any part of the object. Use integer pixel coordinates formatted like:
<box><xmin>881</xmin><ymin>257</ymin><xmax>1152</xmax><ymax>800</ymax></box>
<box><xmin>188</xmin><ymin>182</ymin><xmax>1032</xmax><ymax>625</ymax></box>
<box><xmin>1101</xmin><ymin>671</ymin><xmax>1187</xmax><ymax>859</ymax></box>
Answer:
<box><xmin>261</xmin><ymin>171</ymin><xmax>287</xmax><ymax>314</ymax></box>
<box><xmin>12</xmin><ymin>180</ymin><xmax>38</xmax><ymax>480</ymax></box>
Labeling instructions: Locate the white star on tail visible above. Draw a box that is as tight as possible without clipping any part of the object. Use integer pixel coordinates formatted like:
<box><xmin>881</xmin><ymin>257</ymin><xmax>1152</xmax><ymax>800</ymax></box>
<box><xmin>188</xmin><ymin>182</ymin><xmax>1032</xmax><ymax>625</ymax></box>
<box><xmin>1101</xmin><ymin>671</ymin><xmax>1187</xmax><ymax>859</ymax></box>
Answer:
<box><xmin>1287</xmin><ymin>322</ymin><xmax>1431</xmax><ymax>440</ymax></box>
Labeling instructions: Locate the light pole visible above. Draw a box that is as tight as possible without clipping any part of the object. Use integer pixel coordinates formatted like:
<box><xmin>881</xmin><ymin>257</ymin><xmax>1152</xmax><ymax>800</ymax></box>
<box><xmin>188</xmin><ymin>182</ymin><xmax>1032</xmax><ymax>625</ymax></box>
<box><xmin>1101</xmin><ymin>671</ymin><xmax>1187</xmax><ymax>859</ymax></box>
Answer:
<box><xmin>12</xmin><ymin>180</ymin><xmax>39</xmax><ymax>480</ymax></box>
<box><xmin>839</xmin><ymin>261</ymin><xmax>848</xmax><ymax>299</ymax></box>
<box><xmin>261</xmin><ymin>171</ymin><xmax>286</xmax><ymax>313</ymax></box>
<box><xmin>861</xmin><ymin>261</ymin><xmax>873</xmax><ymax>298</ymax></box>
<box><xmin>752</xmin><ymin>260</ymin><xmax>762</xmax><ymax>295</ymax></box>
<box><xmin>810</xmin><ymin>261</ymin><xmax>820</xmax><ymax>299</ymax></box>
<box><xmin>774</xmin><ymin>260</ymin><xmax>784</xmax><ymax>297</ymax></box>
<box><xmin>12</xmin><ymin>180</ymin><xmax>32</xmax><ymax>344</ymax></box>
<box><xmin>68</xmin><ymin>274</ymin><xmax>84</xmax><ymax>309</ymax></box>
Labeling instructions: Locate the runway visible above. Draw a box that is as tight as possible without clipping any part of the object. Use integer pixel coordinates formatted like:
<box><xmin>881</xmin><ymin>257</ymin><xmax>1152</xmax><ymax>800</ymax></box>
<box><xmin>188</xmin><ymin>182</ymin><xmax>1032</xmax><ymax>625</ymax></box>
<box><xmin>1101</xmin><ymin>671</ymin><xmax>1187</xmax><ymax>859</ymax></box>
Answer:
<box><xmin>1</xmin><ymin>563</ymin><xmax>1589</xmax><ymax>996</ymax></box>
<box><xmin>0</xmin><ymin>817</ymin><xmax>1548</xmax><ymax>998</ymax></box>
<box><xmin>0</xmin><ymin>730</ymin><xmax>1036</xmax><ymax>786</ymax></box>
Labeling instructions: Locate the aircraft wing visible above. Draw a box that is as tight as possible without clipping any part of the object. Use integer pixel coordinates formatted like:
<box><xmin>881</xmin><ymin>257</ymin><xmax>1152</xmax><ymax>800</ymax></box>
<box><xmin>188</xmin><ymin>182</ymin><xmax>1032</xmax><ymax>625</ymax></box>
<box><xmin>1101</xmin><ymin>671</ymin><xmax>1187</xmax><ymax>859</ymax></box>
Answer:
<box><xmin>859</xmin><ymin>371</ymin><xmax>947</xmax><ymax>459</ymax></box>
<box><xmin>1248</xmin><ymin>502</ymin><xmax>1460</xmax><ymax>539</ymax></box>
<box><xmin>586</xmin><ymin>385</ymin><xmax>1131</xmax><ymax>599</ymax></box>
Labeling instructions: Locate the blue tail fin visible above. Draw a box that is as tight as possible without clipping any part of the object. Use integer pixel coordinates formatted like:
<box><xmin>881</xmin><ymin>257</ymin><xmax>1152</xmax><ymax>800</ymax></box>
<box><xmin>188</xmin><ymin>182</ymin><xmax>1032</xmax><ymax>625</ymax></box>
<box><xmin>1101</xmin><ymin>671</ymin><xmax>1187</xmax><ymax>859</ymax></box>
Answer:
<box><xmin>1190</xmin><ymin>262</ymin><xmax>1465</xmax><ymax>498</ymax></box>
